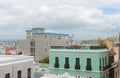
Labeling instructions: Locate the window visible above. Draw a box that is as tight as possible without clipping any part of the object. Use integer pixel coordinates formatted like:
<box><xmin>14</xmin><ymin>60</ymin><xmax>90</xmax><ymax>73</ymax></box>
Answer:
<box><xmin>99</xmin><ymin>58</ymin><xmax>101</xmax><ymax>70</ymax></box>
<box><xmin>28</xmin><ymin>68</ymin><xmax>31</xmax><ymax>78</ymax></box>
<box><xmin>5</xmin><ymin>73</ymin><xmax>10</xmax><ymax>78</ymax></box>
<box><xmin>30</xmin><ymin>42</ymin><xmax>35</xmax><ymax>46</ymax></box>
<box><xmin>103</xmin><ymin>57</ymin><xmax>104</xmax><ymax>68</ymax></box>
<box><xmin>18</xmin><ymin>70</ymin><xmax>21</xmax><ymax>78</ymax></box>
<box><xmin>30</xmin><ymin>48</ymin><xmax>35</xmax><ymax>53</ymax></box>
<box><xmin>86</xmin><ymin>58</ymin><xmax>92</xmax><ymax>71</ymax></box>
<box><xmin>76</xmin><ymin>58</ymin><xmax>80</xmax><ymax>65</ymax></box>
<box><xmin>75</xmin><ymin>58</ymin><xmax>80</xmax><ymax>70</ymax></box>
<box><xmin>54</xmin><ymin>57</ymin><xmax>59</xmax><ymax>68</ymax></box>
<box><xmin>105</xmin><ymin>57</ymin><xmax>107</xmax><ymax>66</ymax></box>
<box><xmin>64</xmin><ymin>57</ymin><xmax>69</xmax><ymax>69</ymax></box>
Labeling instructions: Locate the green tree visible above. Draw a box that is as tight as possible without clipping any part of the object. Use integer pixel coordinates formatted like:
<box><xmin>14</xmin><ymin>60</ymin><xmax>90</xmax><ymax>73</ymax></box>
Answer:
<box><xmin>39</xmin><ymin>57</ymin><xmax>49</xmax><ymax>63</ymax></box>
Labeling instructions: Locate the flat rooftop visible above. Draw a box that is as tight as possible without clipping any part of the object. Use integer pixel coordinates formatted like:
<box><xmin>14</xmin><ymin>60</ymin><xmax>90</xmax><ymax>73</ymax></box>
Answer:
<box><xmin>0</xmin><ymin>55</ymin><xmax>34</xmax><ymax>66</ymax></box>
<box><xmin>50</xmin><ymin>46</ymin><xmax>108</xmax><ymax>53</ymax></box>
<box><xmin>50</xmin><ymin>49</ymin><xmax>108</xmax><ymax>53</ymax></box>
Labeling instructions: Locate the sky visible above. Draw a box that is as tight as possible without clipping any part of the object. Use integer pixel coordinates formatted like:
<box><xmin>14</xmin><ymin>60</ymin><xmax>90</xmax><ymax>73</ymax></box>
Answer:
<box><xmin>0</xmin><ymin>0</ymin><xmax>120</xmax><ymax>41</ymax></box>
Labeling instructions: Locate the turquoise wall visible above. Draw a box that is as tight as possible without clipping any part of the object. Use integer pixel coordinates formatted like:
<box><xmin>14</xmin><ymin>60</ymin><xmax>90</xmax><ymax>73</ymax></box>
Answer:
<box><xmin>49</xmin><ymin>49</ymin><xmax>109</xmax><ymax>78</ymax></box>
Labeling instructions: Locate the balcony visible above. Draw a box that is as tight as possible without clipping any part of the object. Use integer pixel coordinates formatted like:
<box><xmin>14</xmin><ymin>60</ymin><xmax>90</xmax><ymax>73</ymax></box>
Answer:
<box><xmin>103</xmin><ymin>65</ymin><xmax>111</xmax><ymax>70</ymax></box>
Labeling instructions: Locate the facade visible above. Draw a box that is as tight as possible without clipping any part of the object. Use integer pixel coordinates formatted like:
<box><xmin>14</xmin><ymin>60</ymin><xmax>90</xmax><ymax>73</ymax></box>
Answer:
<box><xmin>49</xmin><ymin>45</ymin><xmax>118</xmax><ymax>78</ymax></box>
<box><xmin>108</xmin><ymin>34</ymin><xmax>120</xmax><ymax>78</ymax></box>
<box><xmin>16</xmin><ymin>39</ymin><xmax>32</xmax><ymax>55</ymax></box>
<box><xmin>17</xmin><ymin>28</ymin><xmax>75</xmax><ymax>61</ymax></box>
<box><xmin>111</xmin><ymin>34</ymin><xmax>119</xmax><ymax>62</ymax></box>
<box><xmin>0</xmin><ymin>55</ymin><xmax>34</xmax><ymax>78</ymax></box>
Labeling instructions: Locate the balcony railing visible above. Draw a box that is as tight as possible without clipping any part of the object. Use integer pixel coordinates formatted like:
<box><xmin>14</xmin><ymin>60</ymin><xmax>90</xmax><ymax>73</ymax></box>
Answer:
<box><xmin>103</xmin><ymin>65</ymin><xmax>111</xmax><ymax>70</ymax></box>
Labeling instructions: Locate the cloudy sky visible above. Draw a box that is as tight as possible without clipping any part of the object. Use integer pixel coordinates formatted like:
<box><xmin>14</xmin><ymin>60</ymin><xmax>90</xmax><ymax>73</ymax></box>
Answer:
<box><xmin>0</xmin><ymin>0</ymin><xmax>120</xmax><ymax>41</ymax></box>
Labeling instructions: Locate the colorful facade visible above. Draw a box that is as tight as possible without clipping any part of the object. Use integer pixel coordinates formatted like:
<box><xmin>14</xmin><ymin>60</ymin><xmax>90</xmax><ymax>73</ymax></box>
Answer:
<box><xmin>49</xmin><ymin>45</ymin><xmax>114</xmax><ymax>78</ymax></box>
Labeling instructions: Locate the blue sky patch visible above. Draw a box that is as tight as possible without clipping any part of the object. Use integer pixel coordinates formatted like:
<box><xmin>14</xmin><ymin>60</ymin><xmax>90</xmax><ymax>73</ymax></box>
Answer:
<box><xmin>102</xmin><ymin>7</ymin><xmax>120</xmax><ymax>14</ymax></box>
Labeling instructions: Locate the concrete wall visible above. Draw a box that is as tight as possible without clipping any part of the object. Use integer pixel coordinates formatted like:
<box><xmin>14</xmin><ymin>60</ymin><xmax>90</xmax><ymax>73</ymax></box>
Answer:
<box><xmin>0</xmin><ymin>60</ymin><xmax>34</xmax><ymax>78</ymax></box>
<box><xmin>16</xmin><ymin>39</ymin><xmax>31</xmax><ymax>55</ymax></box>
<box><xmin>34</xmin><ymin>34</ymin><xmax>73</xmax><ymax>61</ymax></box>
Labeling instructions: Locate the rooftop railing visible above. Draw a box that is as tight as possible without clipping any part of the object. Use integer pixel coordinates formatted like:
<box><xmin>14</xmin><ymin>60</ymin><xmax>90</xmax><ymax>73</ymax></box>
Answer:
<box><xmin>50</xmin><ymin>46</ymin><xmax>107</xmax><ymax>50</ymax></box>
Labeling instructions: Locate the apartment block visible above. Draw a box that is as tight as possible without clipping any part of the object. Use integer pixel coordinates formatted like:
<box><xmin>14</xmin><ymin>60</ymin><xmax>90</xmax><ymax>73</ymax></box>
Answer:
<box><xmin>17</xmin><ymin>28</ymin><xmax>75</xmax><ymax>61</ymax></box>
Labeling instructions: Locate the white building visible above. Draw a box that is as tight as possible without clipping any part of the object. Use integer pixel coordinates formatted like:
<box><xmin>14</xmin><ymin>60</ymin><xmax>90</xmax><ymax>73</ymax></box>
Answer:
<box><xmin>0</xmin><ymin>55</ymin><xmax>34</xmax><ymax>78</ymax></box>
<box><xmin>17</xmin><ymin>28</ymin><xmax>76</xmax><ymax>61</ymax></box>
<box><xmin>0</xmin><ymin>44</ymin><xmax>6</xmax><ymax>54</ymax></box>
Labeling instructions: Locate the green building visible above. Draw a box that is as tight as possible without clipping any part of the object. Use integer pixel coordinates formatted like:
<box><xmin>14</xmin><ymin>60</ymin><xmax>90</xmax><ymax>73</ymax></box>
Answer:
<box><xmin>49</xmin><ymin>45</ymin><xmax>113</xmax><ymax>78</ymax></box>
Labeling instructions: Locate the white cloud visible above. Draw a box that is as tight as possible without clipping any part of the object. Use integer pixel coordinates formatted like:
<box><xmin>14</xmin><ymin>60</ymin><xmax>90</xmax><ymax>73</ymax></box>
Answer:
<box><xmin>0</xmin><ymin>0</ymin><xmax>119</xmax><ymax>40</ymax></box>
<box><xmin>1</xmin><ymin>0</ymin><xmax>120</xmax><ymax>8</ymax></box>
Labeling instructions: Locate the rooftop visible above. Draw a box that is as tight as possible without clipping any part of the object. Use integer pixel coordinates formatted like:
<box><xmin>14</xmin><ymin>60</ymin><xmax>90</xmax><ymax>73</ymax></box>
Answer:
<box><xmin>81</xmin><ymin>43</ymin><xmax>100</xmax><ymax>46</ymax></box>
<box><xmin>50</xmin><ymin>48</ymin><xmax>108</xmax><ymax>53</ymax></box>
<box><xmin>35</xmin><ymin>32</ymin><xmax>69</xmax><ymax>36</ymax></box>
<box><xmin>26</xmin><ymin>30</ymin><xmax>32</xmax><ymax>32</ymax></box>
<box><xmin>26</xmin><ymin>28</ymin><xmax>45</xmax><ymax>32</ymax></box>
<box><xmin>0</xmin><ymin>55</ymin><xmax>34</xmax><ymax>66</ymax></box>
<box><xmin>32</xmin><ymin>28</ymin><xmax>45</xmax><ymax>30</ymax></box>
<box><xmin>50</xmin><ymin>45</ymin><xmax>108</xmax><ymax>53</ymax></box>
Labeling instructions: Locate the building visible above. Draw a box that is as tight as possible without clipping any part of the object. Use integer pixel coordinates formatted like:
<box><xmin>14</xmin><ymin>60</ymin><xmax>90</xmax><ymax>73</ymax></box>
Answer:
<box><xmin>0</xmin><ymin>55</ymin><xmax>34</xmax><ymax>78</ymax></box>
<box><xmin>17</xmin><ymin>28</ymin><xmax>75</xmax><ymax>61</ymax></box>
<box><xmin>5</xmin><ymin>46</ymin><xmax>17</xmax><ymax>55</ymax></box>
<box><xmin>0</xmin><ymin>40</ymin><xmax>17</xmax><ymax>55</ymax></box>
<box><xmin>110</xmin><ymin>34</ymin><xmax>119</xmax><ymax>62</ymax></box>
<box><xmin>49</xmin><ymin>44</ymin><xmax>118</xmax><ymax>78</ymax></box>
<box><xmin>0</xmin><ymin>44</ymin><xmax>6</xmax><ymax>54</ymax></box>
<box><xmin>108</xmin><ymin>34</ymin><xmax>120</xmax><ymax>78</ymax></box>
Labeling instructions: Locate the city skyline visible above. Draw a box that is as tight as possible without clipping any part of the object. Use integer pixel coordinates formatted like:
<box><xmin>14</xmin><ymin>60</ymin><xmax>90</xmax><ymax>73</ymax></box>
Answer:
<box><xmin>0</xmin><ymin>0</ymin><xmax>120</xmax><ymax>41</ymax></box>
